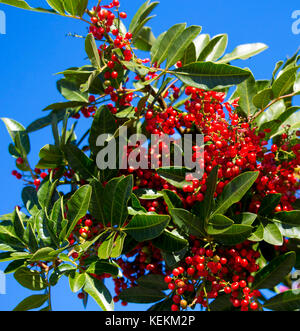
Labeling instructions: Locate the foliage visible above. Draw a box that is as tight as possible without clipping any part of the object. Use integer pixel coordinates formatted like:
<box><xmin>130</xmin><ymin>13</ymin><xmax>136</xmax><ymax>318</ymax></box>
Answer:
<box><xmin>0</xmin><ymin>0</ymin><xmax>300</xmax><ymax>311</ymax></box>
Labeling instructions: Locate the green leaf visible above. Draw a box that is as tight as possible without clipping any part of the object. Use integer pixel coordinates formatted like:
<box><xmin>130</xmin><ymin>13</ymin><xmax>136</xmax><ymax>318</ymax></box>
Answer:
<box><xmin>173</xmin><ymin>62</ymin><xmax>252</xmax><ymax>90</ymax></box>
<box><xmin>147</xmin><ymin>297</ymin><xmax>173</xmax><ymax>311</ymax></box>
<box><xmin>1</xmin><ymin>118</ymin><xmax>30</xmax><ymax>155</ymax></box>
<box><xmin>248</xmin><ymin>222</ymin><xmax>264</xmax><ymax>242</ymax></box>
<box><xmin>69</xmin><ymin>272</ymin><xmax>86</xmax><ymax>293</ymax></box>
<box><xmin>181</xmin><ymin>42</ymin><xmax>196</xmax><ymax>66</ymax></box>
<box><xmin>46</xmin><ymin>0</ymin><xmax>65</xmax><ymax>14</ymax></box>
<box><xmin>37</xmin><ymin>179</ymin><xmax>58</xmax><ymax>210</ymax></box>
<box><xmin>272</xmin><ymin>66</ymin><xmax>299</xmax><ymax>98</ymax></box>
<box><xmin>102</xmin><ymin>175</ymin><xmax>133</xmax><ymax>227</ymax></box>
<box><xmin>151</xmin><ymin>23</ymin><xmax>186</xmax><ymax>65</ymax></box>
<box><xmin>111</xmin><ymin>232</ymin><xmax>127</xmax><ymax>258</ymax></box>
<box><xmin>86</xmin><ymin>261</ymin><xmax>119</xmax><ymax>277</ymax></box>
<box><xmin>57</xmin><ymin>79</ymin><xmax>89</xmax><ymax>102</ymax></box>
<box><xmin>0</xmin><ymin>0</ymin><xmax>57</xmax><ymax>14</ymax></box>
<box><xmin>125</xmin><ymin>214</ymin><xmax>170</xmax><ymax>241</ymax></box>
<box><xmin>273</xmin><ymin>211</ymin><xmax>300</xmax><ymax>227</ymax></box>
<box><xmin>30</xmin><ymin>247</ymin><xmax>55</xmax><ymax>262</ymax></box>
<box><xmin>270</xmin><ymin>110</ymin><xmax>300</xmax><ymax>138</ymax></box>
<box><xmin>76</xmin><ymin>0</ymin><xmax>88</xmax><ymax>17</ymax></box>
<box><xmin>152</xmin><ymin>230</ymin><xmax>188</xmax><ymax>253</ymax></box>
<box><xmin>162</xmin><ymin>190</ymin><xmax>183</xmax><ymax>210</ymax></box>
<box><xmin>213</xmin><ymin>224</ymin><xmax>253</xmax><ymax>245</ymax></box>
<box><xmin>89</xmin><ymin>179</ymin><xmax>105</xmax><ymax>224</ymax></box>
<box><xmin>89</xmin><ymin>105</ymin><xmax>117</xmax><ymax>156</ymax></box>
<box><xmin>214</xmin><ymin>224</ymin><xmax>253</xmax><ymax>245</ymax></box>
<box><xmin>12</xmin><ymin>208</ymin><xmax>25</xmax><ymax>242</ymax></box>
<box><xmin>233</xmin><ymin>73</ymin><xmax>257</xmax><ymax>117</ymax></box>
<box><xmin>61</xmin><ymin>144</ymin><xmax>96</xmax><ymax>180</ymax></box>
<box><xmin>22</xmin><ymin>186</ymin><xmax>40</xmax><ymax>216</ymax></box>
<box><xmin>14</xmin><ymin>267</ymin><xmax>48</xmax><ymax>291</ymax></box>
<box><xmin>263</xmin><ymin>221</ymin><xmax>283</xmax><ymax>246</ymax></box>
<box><xmin>98</xmin><ymin>232</ymin><xmax>115</xmax><ymax>260</ymax></box>
<box><xmin>157</xmin><ymin>167</ymin><xmax>190</xmax><ymax>189</ymax></box>
<box><xmin>218</xmin><ymin>43</ymin><xmax>268</xmax><ymax>64</ymax></box>
<box><xmin>129</xmin><ymin>0</ymin><xmax>159</xmax><ymax>36</ymax></box>
<box><xmin>207</xmin><ymin>215</ymin><xmax>234</xmax><ymax>235</ymax></box>
<box><xmin>66</xmin><ymin>185</ymin><xmax>92</xmax><ymax>239</ymax></box>
<box><xmin>133</xmin><ymin>26</ymin><xmax>156</xmax><ymax>52</ymax></box>
<box><xmin>13</xmin><ymin>294</ymin><xmax>49</xmax><ymax>311</ymax></box>
<box><xmin>253</xmin><ymin>252</ymin><xmax>296</xmax><ymax>290</ymax></box>
<box><xmin>85</xmin><ymin>33</ymin><xmax>101</xmax><ymax>69</ymax></box>
<box><xmin>198</xmin><ymin>34</ymin><xmax>228</xmax><ymax>62</ymax></box>
<box><xmin>49</xmin><ymin>263</ymin><xmax>75</xmax><ymax>286</ymax></box>
<box><xmin>258</xmin><ymin>194</ymin><xmax>282</xmax><ymax>216</ymax></box>
<box><xmin>162</xmin><ymin>246</ymin><xmax>189</xmax><ymax>269</ymax></box>
<box><xmin>212</xmin><ymin>171</ymin><xmax>259</xmax><ymax>217</ymax></box>
<box><xmin>134</xmin><ymin>188</ymin><xmax>163</xmax><ymax>200</ymax></box>
<box><xmin>4</xmin><ymin>259</ymin><xmax>26</xmax><ymax>274</ymax></box>
<box><xmin>252</xmin><ymin>88</ymin><xmax>273</xmax><ymax>109</ymax></box>
<box><xmin>119</xmin><ymin>287</ymin><xmax>166</xmax><ymax>304</ymax></box>
<box><xmin>210</xmin><ymin>294</ymin><xmax>233</xmax><ymax>311</ymax></box>
<box><xmin>263</xmin><ymin>289</ymin><xmax>300</xmax><ymax>311</ymax></box>
<box><xmin>83</xmin><ymin>274</ymin><xmax>114</xmax><ymax>311</ymax></box>
<box><xmin>137</xmin><ymin>274</ymin><xmax>168</xmax><ymax>291</ymax></box>
<box><xmin>170</xmin><ymin>209</ymin><xmax>205</xmax><ymax>237</ymax></box>
<box><xmin>166</xmin><ymin>26</ymin><xmax>202</xmax><ymax>68</ymax></box>
<box><xmin>62</xmin><ymin>0</ymin><xmax>77</xmax><ymax>16</ymax></box>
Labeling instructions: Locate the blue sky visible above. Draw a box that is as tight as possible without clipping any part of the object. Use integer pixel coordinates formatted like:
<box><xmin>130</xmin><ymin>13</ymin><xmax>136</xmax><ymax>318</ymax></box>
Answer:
<box><xmin>0</xmin><ymin>0</ymin><xmax>299</xmax><ymax>311</ymax></box>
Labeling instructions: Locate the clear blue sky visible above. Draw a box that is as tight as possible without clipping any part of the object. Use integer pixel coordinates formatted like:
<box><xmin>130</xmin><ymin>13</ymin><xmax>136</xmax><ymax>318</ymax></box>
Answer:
<box><xmin>0</xmin><ymin>0</ymin><xmax>299</xmax><ymax>311</ymax></box>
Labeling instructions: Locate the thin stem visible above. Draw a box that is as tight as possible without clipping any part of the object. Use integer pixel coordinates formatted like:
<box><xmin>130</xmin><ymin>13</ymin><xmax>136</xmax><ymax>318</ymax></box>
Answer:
<box><xmin>250</xmin><ymin>91</ymin><xmax>299</xmax><ymax>122</ymax></box>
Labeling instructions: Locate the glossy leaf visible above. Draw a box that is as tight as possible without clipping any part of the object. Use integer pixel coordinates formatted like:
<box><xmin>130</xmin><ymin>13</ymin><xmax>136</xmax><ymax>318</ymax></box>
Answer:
<box><xmin>152</xmin><ymin>230</ymin><xmax>188</xmax><ymax>253</ymax></box>
<box><xmin>173</xmin><ymin>62</ymin><xmax>251</xmax><ymax>90</ymax></box>
<box><xmin>166</xmin><ymin>25</ymin><xmax>202</xmax><ymax>68</ymax></box>
<box><xmin>253</xmin><ymin>252</ymin><xmax>296</xmax><ymax>290</ymax></box>
<box><xmin>198</xmin><ymin>34</ymin><xmax>228</xmax><ymax>62</ymax></box>
<box><xmin>218</xmin><ymin>43</ymin><xmax>268</xmax><ymax>64</ymax></box>
<box><xmin>263</xmin><ymin>289</ymin><xmax>300</xmax><ymax>311</ymax></box>
<box><xmin>66</xmin><ymin>185</ymin><xmax>92</xmax><ymax>238</ymax></box>
<box><xmin>119</xmin><ymin>286</ymin><xmax>166</xmax><ymax>304</ymax></box>
<box><xmin>14</xmin><ymin>267</ymin><xmax>48</xmax><ymax>291</ymax></box>
<box><xmin>13</xmin><ymin>294</ymin><xmax>49</xmax><ymax>311</ymax></box>
<box><xmin>125</xmin><ymin>214</ymin><xmax>170</xmax><ymax>241</ymax></box>
<box><xmin>83</xmin><ymin>274</ymin><xmax>114</xmax><ymax>311</ymax></box>
<box><xmin>212</xmin><ymin>172</ymin><xmax>259</xmax><ymax>217</ymax></box>
<box><xmin>151</xmin><ymin>23</ymin><xmax>186</xmax><ymax>65</ymax></box>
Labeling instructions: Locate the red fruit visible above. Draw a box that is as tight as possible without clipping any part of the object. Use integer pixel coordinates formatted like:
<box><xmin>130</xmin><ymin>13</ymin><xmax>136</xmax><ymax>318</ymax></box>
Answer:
<box><xmin>164</xmin><ymin>276</ymin><xmax>172</xmax><ymax>283</ymax></box>
<box><xmin>85</xmin><ymin>219</ymin><xmax>93</xmax><ymax>227</ymax></box>
<box><xmin>250</xmin><ymin>302</ymin><xmax>258</xmax><ymax>310</ymax></box>
<box><xmin>71</xmin><ymin>252</ymin><xmax>79</xmax><ymax>259</ymax></box>
<box><xmin>119</xmin><ymin>12</ymin><xmax>127</xmax><ymax>19</ymax></box>
<box><xmin>176</xmin><ymin>61</ymin><xmax>182</xmax><ymax>68</ymax></box>
<box><xmin>16</xmin><ymin>157</ymin><xmax>24</xmax><ymax>165</ymax></box>
<box><xmin>187</xmin><ymin>267</ymin><xmax>195</xmax><ymax>276</ymax></box>
<box><xmin>34</xmin><ymin>179</ymin><xmax>41</xmax><ymax>186</ymax></box>
<box><xmin>224</xmin><ymin>286</ymin><xmax>231</xmax><ymax>294</ymax></box>
<box><xmin>172</xmin><ymin>268</ymin><xmax>180</xmax><ymax>277</ymax></box>
<box><xmin>111</xmin><ymin>71</ymin><xmax>118</xmax><ymax>79</ymax></box>
<box><xmin>171</xmin><ymin>304</ymin><xmax>179</xmax><ymax>311</ymax></box>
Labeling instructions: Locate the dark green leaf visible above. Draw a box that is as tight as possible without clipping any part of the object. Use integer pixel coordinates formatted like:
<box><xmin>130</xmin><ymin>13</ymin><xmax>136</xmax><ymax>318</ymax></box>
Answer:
<box><xmin>13</xmin><ymin>294</ymin><xmax>49</xmax><ymax>311</ymax></box>
<box><xmin>119</xmin><ymin>286</ymin><xmax>166</xmax><ymax>304</ymax></box>
<box><xmin>253</xmin><ymin>252</ymin><xmax>296</xmax><ymax>290</ymax></box>
<box><xmin>14</xmin><ymin>267</ymin><xmax>48</xmax><ymax>291</ymax></box>
<box><xmin>125</xmin><ymin>214</ymin><xmax>170</xmax><ymax>241</ymax></box>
